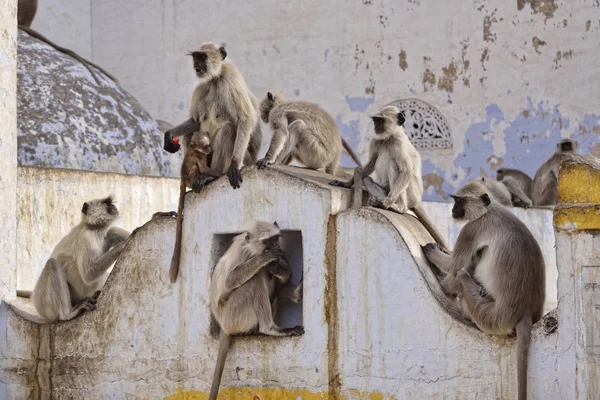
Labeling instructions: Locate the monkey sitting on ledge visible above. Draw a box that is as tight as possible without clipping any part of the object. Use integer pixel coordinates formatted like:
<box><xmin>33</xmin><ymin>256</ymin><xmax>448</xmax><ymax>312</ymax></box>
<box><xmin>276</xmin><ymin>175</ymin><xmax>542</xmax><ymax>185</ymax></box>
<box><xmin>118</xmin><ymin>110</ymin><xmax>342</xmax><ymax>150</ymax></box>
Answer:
<box><xmin>22</xmin><ymin>196</ymin><xmax>132</xmax><ymax>322</ymax></box>
<box><xmin>422</xmin><ymin>180</ymin><xmax>545</xmax><ymax>400</ymax></box>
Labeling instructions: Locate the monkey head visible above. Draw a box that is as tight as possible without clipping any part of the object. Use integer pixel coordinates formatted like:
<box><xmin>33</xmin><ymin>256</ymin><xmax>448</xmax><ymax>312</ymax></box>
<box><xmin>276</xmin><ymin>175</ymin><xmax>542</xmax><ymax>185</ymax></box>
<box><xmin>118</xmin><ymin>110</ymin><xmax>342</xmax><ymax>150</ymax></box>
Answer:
<box><xmin>189</xmin><ymin>43</ymin><xmax>227</xmax><ymax>81</ymax></box>
<box><xmin>496</xmin><ymin>168</ymin><xmax>505</xmax><ymax>181</ymax></box>
<box><xmin>245</xmin><ymin>221</ymin><xmax>284</xmax><ymax>253</ymax></box>
<box><xmin>450</xmin><ymin>181</ymin><xmax>491</xmax><ymax>221</ymax></box>
<box><xmin>189</xmin><ymin>131</ymin><xmax>212</xmax><ymax>154</ymax></box>
<box><xmin>557</xmin><ymin>138</ymin><xmax>575</xmax><ymax>153</ymax></box>
<box><xmin>81</xmin><ymin>196</ymin><xmax>119</xmax><ymax>228</ymax></box>
<box><xmin>371</xmin><ymin>105</ymin><xmax>405</xmax><ymax>136</ymax></box>
<box><xmin>259</xmin><ymin>92</ymin><xmax>285</xmax><ymax>123</ymax></box>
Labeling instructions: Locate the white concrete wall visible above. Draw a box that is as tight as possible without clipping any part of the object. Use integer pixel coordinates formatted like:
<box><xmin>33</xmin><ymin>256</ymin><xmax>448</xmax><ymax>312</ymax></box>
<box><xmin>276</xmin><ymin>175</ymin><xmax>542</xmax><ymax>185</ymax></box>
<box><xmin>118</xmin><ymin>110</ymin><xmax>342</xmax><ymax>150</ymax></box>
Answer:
<box><xmin>32</xmin><ymin>0</ymin><xmax>91</xmax><ymax>59</ymax></box>
<box><xmin>16</xmin><ymin>166</ymin><xmax>180</xmax><ymax>291</ymax></box>
<box><xmin>82</xmin><ymin>0</ymin><xmax>600</xmax><ymax>199</ymax></box>
<box><xmin>0</xmin><ymin>0</ymin><xmax>18</xmax><ymax>300</ymax></box>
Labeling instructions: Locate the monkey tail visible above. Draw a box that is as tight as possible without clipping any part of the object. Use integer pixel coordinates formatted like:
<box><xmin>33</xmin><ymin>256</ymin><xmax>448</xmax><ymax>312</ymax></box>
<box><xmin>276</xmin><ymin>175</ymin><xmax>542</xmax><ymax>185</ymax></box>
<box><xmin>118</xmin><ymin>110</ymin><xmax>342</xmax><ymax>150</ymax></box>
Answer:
<box><xmin>169</xmin><ymin>182</ymin><xmax>187</xmax><ymax>283</ymax></box>
<box><xmin>412</xmin><ymin>205</ymin><xmax>449</xmax><ymax>251</ymax></box>
<box><xmin>341</xmin><ymin>138</ymin><xmax>363</xmax><ymax>169</ymax></box>
<box><xmin>16</xmin><ymin>290</ymin><xmax>32</xmax><ymax>298</ymax></box>
<box><xmin>18</xmin><ymin>26</ymin><xmax>118</xmax><ymax>85</ymax></box>
<box><xmin>516</xmin><ymin>317</ymin><xmax>533</xmax><ymax>400</ymax></box>
<box><xmin>209</xmin><ymin>330</ymin><xmax>232</xmax><ymax>400</ymax></box>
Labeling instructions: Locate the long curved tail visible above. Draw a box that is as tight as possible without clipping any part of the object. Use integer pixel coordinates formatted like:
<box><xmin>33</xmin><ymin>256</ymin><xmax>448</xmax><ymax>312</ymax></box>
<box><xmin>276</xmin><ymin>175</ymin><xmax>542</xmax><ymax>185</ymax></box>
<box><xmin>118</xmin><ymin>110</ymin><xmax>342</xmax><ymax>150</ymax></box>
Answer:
<box><xmin>341</xmin><ymin>138</ymin><xmax>363</xmax><ymax>168</ymax></box>
<box><xmin>209</xmin><ymin>330</ymin><xmax>232</xmax><ymax>400</ymax></box>
<box><xmin>169</xmin><ymin>182</ymin><xmax>186</xmax><ymax>283</ymax></box>
<box><xmin>516</xmin><ymin>317</ymin><xmax>533</xmax><ymax>400</ymax></box>
<box><xmin>412</xmin><ymin>205</ymin><xmax>449</xmax><ymax>251</ymax></box>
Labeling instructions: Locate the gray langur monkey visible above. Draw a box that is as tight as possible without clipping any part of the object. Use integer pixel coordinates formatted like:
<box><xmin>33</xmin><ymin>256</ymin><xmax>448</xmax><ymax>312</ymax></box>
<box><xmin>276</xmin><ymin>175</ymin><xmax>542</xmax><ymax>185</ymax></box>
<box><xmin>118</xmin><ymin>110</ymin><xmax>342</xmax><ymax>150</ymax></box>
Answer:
<box><xmin>208</xmin><ymin>221</ymin><xmax>303</xmax><ymax>400</ymax></box>
<box><xmin>531</xmin><ymin>138</ymin><xmax>576</xmax><ymax>206</ymax></box>
<box><xmin>17</xmin><ymin>0</ymin><xmax>117</xmax><ymax>85</ymax></box>
<box><xmin>256</xmin><ymin>92</ymin><xmax>362</xmax><ymax>174</ymax></box>
<box><xmin>497</xmin><ymin>168</ymin><xmax>533</xmax><ymax>208</ymax></box>
<box><xmin>329</xmin><ymin>105</ymin><xmax>448</xmax><ymax>250</ymax></box>
<box><xmin>163</xmin><ymin>43</ymin><xmax>262</xmax><ymax>190</ymax></box>
<box><xmin>478</xmin><ymin>176</ymin><xmax>512</xmax><ymax>206</ymax></box>
<box><xmin>29</xmin><ymin>196</ymin><xmax>131</xmax><ymax>322</ymax></box>
<box><xmin>422</xmin><ymin>181</ymin><xmax>545</xmax><ymax>400</ymax></box>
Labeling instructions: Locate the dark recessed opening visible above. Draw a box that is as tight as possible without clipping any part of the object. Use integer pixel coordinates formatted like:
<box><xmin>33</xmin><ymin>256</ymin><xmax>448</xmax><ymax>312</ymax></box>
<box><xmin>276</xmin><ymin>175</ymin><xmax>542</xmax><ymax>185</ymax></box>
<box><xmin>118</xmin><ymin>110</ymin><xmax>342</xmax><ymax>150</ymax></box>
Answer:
<box><xmin>209</xmin><ymin>231</ymin><xmax>304</xmax><ymax>338</ymax></box>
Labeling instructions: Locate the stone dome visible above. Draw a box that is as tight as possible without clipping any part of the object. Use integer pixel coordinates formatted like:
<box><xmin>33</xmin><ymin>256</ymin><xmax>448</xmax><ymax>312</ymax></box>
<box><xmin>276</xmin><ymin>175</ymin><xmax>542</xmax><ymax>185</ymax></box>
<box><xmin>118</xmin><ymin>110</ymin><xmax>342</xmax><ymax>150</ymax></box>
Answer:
<box><xmin>17</xmin><ymin>30</ymin><xmax>180</xmax><ymax>177</ymax></box>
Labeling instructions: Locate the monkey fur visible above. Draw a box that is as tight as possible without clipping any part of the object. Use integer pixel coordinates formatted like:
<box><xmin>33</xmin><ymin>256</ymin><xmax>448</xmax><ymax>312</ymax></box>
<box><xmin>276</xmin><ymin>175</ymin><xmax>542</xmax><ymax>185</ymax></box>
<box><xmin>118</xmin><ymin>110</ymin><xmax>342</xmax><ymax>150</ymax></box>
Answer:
<box><xmin>257</xmin><ymin>92</ymin><xmax>362</xmax><ymax>174</ymax></box>
<box><xmin>208</xmin><ymin>221</ymin><xmax>303</xmax><ymax>400</ymax></box>
<box><xmin>169</xmin><ymin>131</ymin><xmax>220</xmax><ymax>283</ymax></box>
<box><xmin>531</xmin><ymin>138</ymin><xmax>576</xmax><ymax>206</ymax></box>
<box><xmin>30</xmin><ymin>196</ymin><xmax>131</xmax><ymax>322</ymax></box>
<box><xmin>163</xmin><ymin>43</ymin><xmax>262</xmax><ymax>190</ymax></box>
<box><xmin>496</xmin><ymin>168</ymin><xmax>534</xmax><ymax>208</ymax></box>
<box><xmin>330</xmin><ymin>105</ymin><xmax>448</xmax><ymax>250</ymax></box>
<box><xmin>422</xmin><ymin>181</ymin><xmax>545</xmax><ymax>400</ymax></box>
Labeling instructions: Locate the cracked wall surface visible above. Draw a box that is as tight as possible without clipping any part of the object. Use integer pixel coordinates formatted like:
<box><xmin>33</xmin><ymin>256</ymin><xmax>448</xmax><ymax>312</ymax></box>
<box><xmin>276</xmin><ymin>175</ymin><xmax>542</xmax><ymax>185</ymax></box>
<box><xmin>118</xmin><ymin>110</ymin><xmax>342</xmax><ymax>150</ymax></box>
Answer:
<box><xmin>0</xmin><ymin>0</ymin><xmax>17</xmax><ymax>299</ymax></box>
<box><xmin>42</xmin><ymin>0</ymin><xmax>598</xmax><ymax>200</ymax></box>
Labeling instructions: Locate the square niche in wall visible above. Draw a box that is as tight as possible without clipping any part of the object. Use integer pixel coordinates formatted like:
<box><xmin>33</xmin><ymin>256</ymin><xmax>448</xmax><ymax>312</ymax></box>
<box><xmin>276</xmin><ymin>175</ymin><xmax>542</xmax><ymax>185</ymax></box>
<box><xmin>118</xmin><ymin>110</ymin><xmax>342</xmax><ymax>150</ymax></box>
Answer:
<box><xmin>209</xmin><ymin>230</ymin><xmax>304</xmax><ymax>338</ymax></box>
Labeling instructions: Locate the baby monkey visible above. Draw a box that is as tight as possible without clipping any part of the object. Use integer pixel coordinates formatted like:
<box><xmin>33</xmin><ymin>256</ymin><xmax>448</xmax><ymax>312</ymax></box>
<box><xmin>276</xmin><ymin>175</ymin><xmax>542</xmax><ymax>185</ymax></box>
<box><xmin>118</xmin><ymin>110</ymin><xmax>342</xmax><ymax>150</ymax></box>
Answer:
<box><xmin>169</xmin><ymin>131</ymin><xmax>220</xmax><ymax>283</ymax></box>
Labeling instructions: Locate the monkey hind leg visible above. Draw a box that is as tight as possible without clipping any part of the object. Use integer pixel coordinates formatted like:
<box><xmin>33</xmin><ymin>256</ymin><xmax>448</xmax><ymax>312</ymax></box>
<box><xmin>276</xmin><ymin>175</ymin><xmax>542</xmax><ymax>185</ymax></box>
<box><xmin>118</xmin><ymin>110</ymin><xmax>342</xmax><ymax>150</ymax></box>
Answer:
<box><xmin>256</xmin><ymin>285</ymin><xmax>304</xmax><ymax>337</ymax></box>
<box><xmin>32</xmin><ymin>259</ymin><xmax>95</xmax><ymax>322</ymax></box>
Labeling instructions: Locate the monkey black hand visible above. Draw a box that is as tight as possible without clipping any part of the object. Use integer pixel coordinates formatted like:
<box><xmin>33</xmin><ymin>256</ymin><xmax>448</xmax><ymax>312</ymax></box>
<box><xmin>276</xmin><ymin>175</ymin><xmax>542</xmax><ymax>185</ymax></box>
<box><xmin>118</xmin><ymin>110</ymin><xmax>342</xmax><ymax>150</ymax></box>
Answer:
<box><xmin>227</xmin><ymin>161</ymin><xmax>242</xmax><ymax>189</ymax></box>
<box><xmin>256</xmin><ymin>158</ymin><xmax>270</xmax><ymax>170</ymax></box>
<box><xmin>163</xmin><ymin>131</ymin><xmax>180</xmax><ymax>153</ymax></box>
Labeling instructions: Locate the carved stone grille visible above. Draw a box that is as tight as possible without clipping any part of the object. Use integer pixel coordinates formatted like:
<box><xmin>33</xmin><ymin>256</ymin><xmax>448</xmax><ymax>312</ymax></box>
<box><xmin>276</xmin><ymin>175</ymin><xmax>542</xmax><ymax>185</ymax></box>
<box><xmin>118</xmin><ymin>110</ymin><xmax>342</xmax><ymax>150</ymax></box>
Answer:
<box><xmin>388</xmin><ymin>99</ymin><xmax>452</xmax><ymax>149</ymax></box>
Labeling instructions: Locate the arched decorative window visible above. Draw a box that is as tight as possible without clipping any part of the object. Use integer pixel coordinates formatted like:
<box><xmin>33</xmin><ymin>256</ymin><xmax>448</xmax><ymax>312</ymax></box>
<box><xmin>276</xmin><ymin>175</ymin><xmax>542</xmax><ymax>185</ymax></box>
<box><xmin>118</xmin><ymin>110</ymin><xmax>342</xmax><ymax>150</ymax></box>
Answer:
<box><xmin>387</xmin><ymin>98</ymin><xmax>452</xmax><ymax>149</ymax></box>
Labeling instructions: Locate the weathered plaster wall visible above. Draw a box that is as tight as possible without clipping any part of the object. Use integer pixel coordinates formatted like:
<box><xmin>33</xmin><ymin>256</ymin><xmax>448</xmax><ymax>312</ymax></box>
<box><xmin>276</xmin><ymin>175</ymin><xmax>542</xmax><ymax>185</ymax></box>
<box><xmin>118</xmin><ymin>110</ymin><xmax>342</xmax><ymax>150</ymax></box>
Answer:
<box><xmin>0</xmin><ymin>165</ymin><xmax>591</xmax><ymax>399</ymax></box>
<box><xmin>32</xmin><ymin>0</ymin><xmax>92</xmax><ymax>59</ymax></box>
<box><xmin>0</xmin><ymin>0</ymin><xmax>18</xmax><ymax>300</ymax></box>
<box><xmin>15</xmin><ymin>166</ymin><xmax>180</xmax><ymax>292</ymax></box>
<box><xmin>80</xmin><ymin>0</ymin><xmax>600</xmax><ymax>200</ymax></box>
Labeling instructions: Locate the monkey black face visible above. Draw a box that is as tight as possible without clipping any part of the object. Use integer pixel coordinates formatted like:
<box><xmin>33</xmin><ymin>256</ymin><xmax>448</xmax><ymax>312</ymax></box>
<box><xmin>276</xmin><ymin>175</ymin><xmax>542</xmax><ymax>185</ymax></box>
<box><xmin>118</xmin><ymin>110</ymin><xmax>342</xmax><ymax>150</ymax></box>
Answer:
<box><xmin>559</xmin><ymin>139</ymin><xmax>574</xmax><ymax>153</ymax></box>
<box><xmin>263</xmin><ymin>234</ymin><xmax>283</xmax><ymax>252</ymax></box>
<box><xmin>397</xmin><ymin>112</ymin><xmax>405</xmax><ymax>127</ymax></box>
<box><xmin>450</xmin><ymin>195</ymin><xmax>466</xmax><ymax>219</ymax></box>
<box><xmin>372</xmin><ymin>116</ymin><xmax>386</xmax><ymax>134</ymax></box>
<box><xmin>190</xmin><ymin>51</ymin><xmax>209</xmax><ymax>76</ymax></box>
<box><xmin>103</xmin><ymin>197</ymin><xmax>119</xmax><ymax>216</ymax></box>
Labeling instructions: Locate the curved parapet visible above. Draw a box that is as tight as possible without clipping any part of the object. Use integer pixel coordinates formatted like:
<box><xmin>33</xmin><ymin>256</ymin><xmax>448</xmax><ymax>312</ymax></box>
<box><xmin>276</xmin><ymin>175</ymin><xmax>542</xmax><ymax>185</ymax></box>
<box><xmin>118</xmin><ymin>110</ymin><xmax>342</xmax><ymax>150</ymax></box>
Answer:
<box><xmin>0</xmin><ymin>165</ymin><xmax>569</xmax><ymax>399</ymax></box>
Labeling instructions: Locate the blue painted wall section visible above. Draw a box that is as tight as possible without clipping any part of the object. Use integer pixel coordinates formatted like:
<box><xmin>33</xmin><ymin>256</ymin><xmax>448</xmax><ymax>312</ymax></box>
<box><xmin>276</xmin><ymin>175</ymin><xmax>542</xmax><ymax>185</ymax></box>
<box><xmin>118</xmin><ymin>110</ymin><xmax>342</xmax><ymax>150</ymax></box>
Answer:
<box><xmin>336</xmin><ymin>95</ymin><xmax>600</xmax><ymax>202</ymax></box>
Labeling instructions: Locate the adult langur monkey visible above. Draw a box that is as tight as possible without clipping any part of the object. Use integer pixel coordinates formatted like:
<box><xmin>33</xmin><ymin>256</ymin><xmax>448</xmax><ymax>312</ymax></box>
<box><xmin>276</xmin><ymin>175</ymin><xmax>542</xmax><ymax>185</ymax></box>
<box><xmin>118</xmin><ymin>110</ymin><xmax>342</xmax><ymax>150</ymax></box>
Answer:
<box><xmin>163</xmin><ymin>43</ymin><xmax>262</xmax><ymax>190</ymax></box>
<box><xmin>24</xmin><ymin>196</ymin><xmax>132</xmax><ymax>322</ymax></box>
<box><xmin>329</xmin><ymin>105</ymin><xmax>448</xmax><ymax>250</ymax></box>
<box><xmin>496</xmin><ymin>168</ymin><xmax>533</xmax><ymax>208</ymax></box>
<box><xmin>422</xmin><ymin>181</ymin><xmax>545</xmax><ymax>400</ymax></box>
<box><xmin>256</xmin><ymin>92</ymin><xmax>362</xmax><ymax>173</ymax></box>
<box><xmin>531</xmin><ymin>138</ymin><xmax>576</xmax><ymax>206</ymax></box>
<box><xmin>209</xmin><ymin>221</ymin><xmax>303</xmax><ymax>400</ymax></box>
<box><xmin>17</xmin><ymin>0</ymin><xmax>117</xmax><ymax>85</ymax></box>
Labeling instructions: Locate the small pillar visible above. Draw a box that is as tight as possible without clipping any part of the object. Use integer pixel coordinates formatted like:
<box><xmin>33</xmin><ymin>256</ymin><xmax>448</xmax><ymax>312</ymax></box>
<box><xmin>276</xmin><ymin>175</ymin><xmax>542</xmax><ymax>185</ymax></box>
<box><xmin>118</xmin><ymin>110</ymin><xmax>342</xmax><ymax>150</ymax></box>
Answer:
<box><xmin>554</xmin><ymin>155</ymin><xmax>600</xmax><ymax>400</ymax></box>
<box><xmin>0</xmin><ymin>0</ymin><xmax>18</xmax><ymax>299</ymax></box>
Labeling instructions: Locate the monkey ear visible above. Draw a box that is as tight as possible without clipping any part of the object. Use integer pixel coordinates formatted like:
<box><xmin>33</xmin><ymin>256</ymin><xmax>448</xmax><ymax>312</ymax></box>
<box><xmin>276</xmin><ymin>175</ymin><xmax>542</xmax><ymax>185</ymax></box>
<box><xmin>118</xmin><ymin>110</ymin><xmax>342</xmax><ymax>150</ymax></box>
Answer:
<box><xmin>245</xmin><ymin>232</ymin><xmax>250</xmax><ymax>241</ymax></box>
<box><xmin>273</xmin><ymin>221</ymin><xmax>279</xmax><ymax>228</ymax></box>
<box><xmin>82</xmin><ymin>202</ymin><xmax>89</xmax><ymax>215</ymax></box>
<box><xmin>397</xmin><ymin>112</ymin><xmax>406</xmax><ymax>127</ymax></box>
<box><xmin>481</xmin><ymin>177</ymin><xmax>485</xmax><ymax>182</ymax></box>
<box><xmin>219</xmin><ymin>46</ymin><xmax>227</xmax><ymax>60</ymax></box>
<box><xmin>480</xmin><ymin>193</ymin><xmax>491</xmax><ymax>206</ymax></box>
<box><xmin>267</xmin><ymin>92</ymin><xmax>274</xmax><ymax>102</ymax></box>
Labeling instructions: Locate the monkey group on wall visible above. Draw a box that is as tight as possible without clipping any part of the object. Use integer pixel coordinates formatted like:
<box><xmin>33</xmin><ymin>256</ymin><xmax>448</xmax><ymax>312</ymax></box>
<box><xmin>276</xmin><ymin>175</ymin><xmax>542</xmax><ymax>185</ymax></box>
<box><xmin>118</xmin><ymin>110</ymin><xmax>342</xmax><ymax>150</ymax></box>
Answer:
<box><xmin>18</xmin><ymin>17</ymin><xmax>588</xmax><ymax>397</ymax></box>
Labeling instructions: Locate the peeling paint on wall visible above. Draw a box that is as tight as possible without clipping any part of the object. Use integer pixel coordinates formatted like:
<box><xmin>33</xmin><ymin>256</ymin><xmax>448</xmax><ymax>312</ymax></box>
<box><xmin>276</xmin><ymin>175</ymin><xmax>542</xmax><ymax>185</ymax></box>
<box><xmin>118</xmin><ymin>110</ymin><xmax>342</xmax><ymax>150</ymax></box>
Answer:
<box><xmin>517</xmin><ymin>0</ymin><xmax>558</xmax><ymax>20</ymax></box>
<box><xmin>398</xmin><ymin>49</ymin><xmax>408</xmax><ymax>71</ymax></box>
